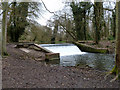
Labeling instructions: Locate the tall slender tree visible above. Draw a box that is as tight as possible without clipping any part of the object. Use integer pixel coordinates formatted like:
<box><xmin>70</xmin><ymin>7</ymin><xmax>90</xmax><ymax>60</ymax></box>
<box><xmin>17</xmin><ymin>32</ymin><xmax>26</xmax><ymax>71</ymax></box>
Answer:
<box><xmin>94</xmin><ymin>2</ymin><xmax>103</xmax><ymax>44</ymax></box>
<box><xmin>112</xmin><ymin>10</ymin><xmax>116</xmax><ymax>39</ymax></box>
<box><xmin>105</xmin><ymin>1</ymin><xmax>120</xmax><ymax>81</ymax></box>
<box><xmin>51</xmin><ymin>20</ymin><xmax>58</xmax><ymax>44</ymax></box>
<box><xmin>1</xmin><ymin>2</ymin><xmax>8</xmax><ymax>56</ymax></box>
<box><xmin>113</xmin><ymin>1</ymin><xmax>120</xmax><ymax>80</ymax></box>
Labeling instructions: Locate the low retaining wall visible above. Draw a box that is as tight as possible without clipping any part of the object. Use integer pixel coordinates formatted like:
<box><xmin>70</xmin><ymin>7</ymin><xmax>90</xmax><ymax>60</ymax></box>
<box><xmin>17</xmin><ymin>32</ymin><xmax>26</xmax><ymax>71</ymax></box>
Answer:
<box><xmin>74</xmin><ymin>42</ymin><xmax>109</xmax><ymax>54</ymax></box>
<box><xmin>16</xmin><ymin>43</ymin><xmax>60</xmax><ymax>62</ymax></box>
<box><xmin>34</xmin><ymin>44</ymin><xmax>60</xmax><ymax>61</ymax></box>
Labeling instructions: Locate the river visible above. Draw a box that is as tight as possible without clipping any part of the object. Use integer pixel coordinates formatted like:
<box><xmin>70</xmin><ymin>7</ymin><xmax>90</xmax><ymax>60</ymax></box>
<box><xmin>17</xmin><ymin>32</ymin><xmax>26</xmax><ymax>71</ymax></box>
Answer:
<box><xmin>40</xmin><ymin>43</ymin><xmax>115</xmax><ymax>71</ymax></box>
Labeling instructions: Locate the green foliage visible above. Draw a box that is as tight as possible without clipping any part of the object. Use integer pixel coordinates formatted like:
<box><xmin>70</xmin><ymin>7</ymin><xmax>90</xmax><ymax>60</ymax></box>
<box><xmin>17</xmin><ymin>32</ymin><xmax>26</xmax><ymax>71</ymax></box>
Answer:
<box><xmin>70</xmin><ymin>2</ymin><xmax>92</xmax><ymax>40</ymax></box>
<box><xmin>7</xmin><ymin>2</ymin><xmax>27</xmax><ymax>42</ymax></box>
<box><xmin>19</xmin><ymin>24</ymin><xmax>52</xmax><ymax>44</ymax></box>
<box><xmin>7</xmin><ymin>2</ymin><xmax>41</xmax><ymax>42</ymax></box>
<box><xmin>87</xmin><ymin>33</ymin><xmax>93</xmax><ymax>40</ymax></box>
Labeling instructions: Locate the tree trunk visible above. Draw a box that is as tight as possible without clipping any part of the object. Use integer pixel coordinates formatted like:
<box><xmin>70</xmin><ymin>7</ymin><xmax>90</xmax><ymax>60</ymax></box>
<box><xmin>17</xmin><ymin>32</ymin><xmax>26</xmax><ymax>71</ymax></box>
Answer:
<box><xmin>51</xmin><ymin>20</ymin><xmax>58</xmax><ymax>44</ymax></box>
<box><xmin>0</xmin><ymin>21</ymin><xmax>1</xmax><ymax>57</ymax></box>
<box><xmin>106</xmin><ymin>13</ymin><xmax>110</xmax><ymax>39</ymax></box>
<box><xmin>94</xmin><ymin>2</ymin><xmax>103</xmax><ymax>44</ymax></box>
<box><xmin>115</xmin><ymin>1</ymin><xmax>120</xmax><ymax>78</ymax></box>
<box><xmin>110</xmin><ymin>2</ymin><xmax>120</xmax><ymax>80</ymax></box>
<box><xmin>83</xmin><ymin>10</ymin><xmax>87</xmax><ymax>40</ymax></box>
<box><xmin>112</xmin><ymin>11</ymin><xmax>116</xmax><ymax>39</ymax></box>
<box><xmin>2</xmin><ymin>2</ymin><xmax>8</xmax><ymax>56</ymax></box>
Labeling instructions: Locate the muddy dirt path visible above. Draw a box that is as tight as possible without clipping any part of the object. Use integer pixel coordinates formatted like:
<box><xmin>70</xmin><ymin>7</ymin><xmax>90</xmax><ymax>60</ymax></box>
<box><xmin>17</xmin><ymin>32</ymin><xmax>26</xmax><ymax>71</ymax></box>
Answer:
<box><xmin>2</xmin><ymin>44</ymin><xmax>119</xmax><ymax>88</ymax></box>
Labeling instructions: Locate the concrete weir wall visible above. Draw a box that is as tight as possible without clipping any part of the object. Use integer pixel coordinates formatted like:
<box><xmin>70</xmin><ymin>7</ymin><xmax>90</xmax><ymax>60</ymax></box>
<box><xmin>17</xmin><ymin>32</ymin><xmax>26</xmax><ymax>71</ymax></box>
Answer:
<box><xmin>16</xmin><ymin>43</ymin><xmax>60</xmax><ymax>63</ymax></box>
<box><xmin>34</xmin><ymin>44</ymin><xmax>60</xmax><ymax>62</ymax></box>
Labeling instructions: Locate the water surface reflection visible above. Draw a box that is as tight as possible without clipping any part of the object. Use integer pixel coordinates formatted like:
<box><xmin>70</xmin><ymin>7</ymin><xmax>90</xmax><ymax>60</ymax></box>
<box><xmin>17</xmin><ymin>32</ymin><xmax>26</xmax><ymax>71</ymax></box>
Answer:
<box><xmin>61</xmin><ymin>53</ymin><xmax>115</xmax><ymax>71</ymax></box>
<box><xmin>40</xmin><ymin>44</ymin><xmax>115</xmax><ymax>71</ymax></box>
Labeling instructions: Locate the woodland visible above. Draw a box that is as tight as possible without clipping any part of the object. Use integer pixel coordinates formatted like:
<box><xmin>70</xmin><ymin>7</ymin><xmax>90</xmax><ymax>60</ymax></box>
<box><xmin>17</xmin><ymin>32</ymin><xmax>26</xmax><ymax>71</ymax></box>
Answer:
<box><xmin>0</xmin><ymin>0</ymin><xmax>120</xmax><ymax>87</ymax></box>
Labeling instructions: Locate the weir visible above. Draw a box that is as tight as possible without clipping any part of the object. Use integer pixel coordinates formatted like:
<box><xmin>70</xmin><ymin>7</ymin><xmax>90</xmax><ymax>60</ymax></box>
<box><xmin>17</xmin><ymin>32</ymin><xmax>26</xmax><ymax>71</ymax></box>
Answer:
<box><xmin>40</xmin><ymin>43</ymin><xmax>86</xmax><ymax>56</ymax></box>
<box><xmin>40</xmin><ymin>43</ymin><xmax>115</xmax><ymax>71</ymax></box>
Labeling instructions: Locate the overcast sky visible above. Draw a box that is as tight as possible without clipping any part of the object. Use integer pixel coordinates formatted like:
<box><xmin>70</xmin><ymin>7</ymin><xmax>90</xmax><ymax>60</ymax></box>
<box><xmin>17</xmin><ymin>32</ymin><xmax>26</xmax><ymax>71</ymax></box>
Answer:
<box><xmin>37</xmin><ymin>0</ymin><xmax>65</xmax><ymax>25</ymax></box>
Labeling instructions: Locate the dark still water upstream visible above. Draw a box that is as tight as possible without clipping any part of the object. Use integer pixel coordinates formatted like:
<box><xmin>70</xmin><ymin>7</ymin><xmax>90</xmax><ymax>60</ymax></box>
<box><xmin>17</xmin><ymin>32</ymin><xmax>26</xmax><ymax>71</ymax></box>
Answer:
<box><xmin>40</xmin><ymin>44</ymin><xmax>115</xmax><ymax>71</ymax></box>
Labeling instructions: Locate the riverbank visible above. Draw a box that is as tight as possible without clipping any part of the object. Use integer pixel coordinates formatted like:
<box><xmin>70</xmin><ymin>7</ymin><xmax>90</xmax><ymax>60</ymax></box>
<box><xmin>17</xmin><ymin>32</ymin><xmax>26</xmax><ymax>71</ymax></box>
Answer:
<box><xmin>2</xmin><ymin>44</ymin><xmax>119</xmax><ymax>88</ymax></box>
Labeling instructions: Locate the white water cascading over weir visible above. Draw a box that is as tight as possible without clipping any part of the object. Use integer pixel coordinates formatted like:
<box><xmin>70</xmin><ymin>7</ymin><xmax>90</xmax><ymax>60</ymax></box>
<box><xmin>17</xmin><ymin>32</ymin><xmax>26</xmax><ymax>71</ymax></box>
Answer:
<box><xmin>40</xmin><ymin>43</ymin><xmax>86</xmax><ymax>56</ymax></box>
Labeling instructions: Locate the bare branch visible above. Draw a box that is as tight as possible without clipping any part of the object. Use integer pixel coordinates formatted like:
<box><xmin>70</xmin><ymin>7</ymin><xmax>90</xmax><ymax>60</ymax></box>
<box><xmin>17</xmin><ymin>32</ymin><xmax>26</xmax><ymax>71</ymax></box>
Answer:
<box><xmin>0</xmin><ymin>2</ymin><xmax>13</xmax><ymax>15</ymax></box>
<box><xmin>41</xmin><ymin>0</ymin><xmax>77</xmax><ymax>40</ymax></box>
<box><xmin>41</xmin><ymin>0</ymin><xmax>54</xmax><ymax>14</ymax></box>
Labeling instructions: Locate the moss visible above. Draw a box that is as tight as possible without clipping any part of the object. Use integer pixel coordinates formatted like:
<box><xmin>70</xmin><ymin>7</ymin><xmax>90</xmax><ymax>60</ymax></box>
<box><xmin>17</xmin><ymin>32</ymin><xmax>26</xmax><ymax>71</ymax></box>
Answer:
<box><xmin>110</xmin><ymin>65</ymin><xmax>120</xmax><ymax>79</ymax></box>
<box><xmin>1</xmin><ymin>52</ymin><xmax>9</xmax><ymax>58</ymax></box>
<box><xmin>74</xmin><ymin>42</ymin><xmax>108</xmax><ymax>54</ymax></box>
<box><xmin>111</xmin><ymin>65</ymin><xmax>118</xmax><ymax>75</ymax></box>
<box><xmin>2</xmin><ymin>52</ymin><xmax>8</xmax><ymax>56</ymax></box>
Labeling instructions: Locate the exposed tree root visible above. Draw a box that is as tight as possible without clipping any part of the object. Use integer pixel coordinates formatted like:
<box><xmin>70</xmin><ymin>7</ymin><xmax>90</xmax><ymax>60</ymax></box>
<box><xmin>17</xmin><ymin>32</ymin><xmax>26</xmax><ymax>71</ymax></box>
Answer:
<box><xmin>104</xmin><ymin>65</ymin><xmax>120</xmax><ymax>82</ymax></box>
<box><xmin>110</xmin><ymin>75</ymin><xmax>118</xmax><ymax>82</ymax></box>
<box><xmin>104</xmin><ymin>72</ymin><xmax>112</xmax><ymax>80</ymax></box>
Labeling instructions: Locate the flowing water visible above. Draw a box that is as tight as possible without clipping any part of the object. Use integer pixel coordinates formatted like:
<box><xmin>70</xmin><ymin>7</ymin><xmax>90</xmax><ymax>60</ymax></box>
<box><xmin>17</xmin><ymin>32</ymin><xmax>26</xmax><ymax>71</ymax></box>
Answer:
<box><xmin>40</xmin><ymin>44</ymin><xmax>115</xmax><ymax>71</ymax></box>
